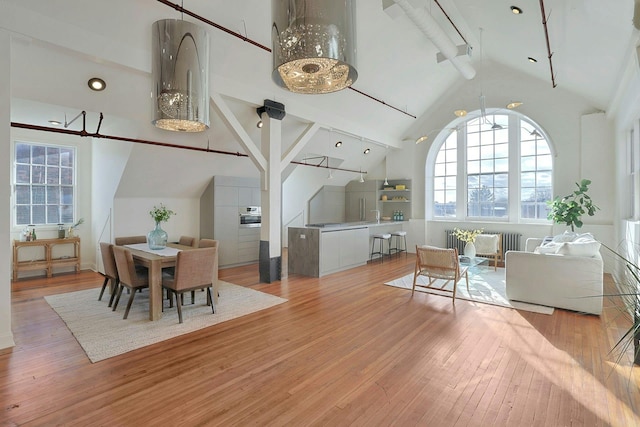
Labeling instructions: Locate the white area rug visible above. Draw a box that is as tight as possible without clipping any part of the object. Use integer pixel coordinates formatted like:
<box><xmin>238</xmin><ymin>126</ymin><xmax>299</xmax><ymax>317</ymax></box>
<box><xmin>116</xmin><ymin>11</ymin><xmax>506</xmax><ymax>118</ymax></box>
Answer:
<box><xmin>385</xmin><ymin>268</ymin><xmax>554</xmax><ymax>315</ymax></box>
<box><xmin>45</xmin><ymin>281</ymin><xmax>287</xmax><ymax>363</ymax></box>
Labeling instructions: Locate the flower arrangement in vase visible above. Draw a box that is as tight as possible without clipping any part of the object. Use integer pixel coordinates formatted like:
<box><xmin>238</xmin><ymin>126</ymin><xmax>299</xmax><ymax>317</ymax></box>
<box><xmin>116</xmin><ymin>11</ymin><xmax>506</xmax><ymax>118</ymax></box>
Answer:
<box><xmin>148</xmin><ymin>204</ymin><xmax>175</xmax><ymax>250</ymax></box>
<box><xmin>67</xmin><ymin>218</ymin><xmax>84</xmax><ymax>238</ymax></box>
<box><xmin>453</xmin><ymin>227</ymin><xmax>484</xmax><ymax>258</ymax></box>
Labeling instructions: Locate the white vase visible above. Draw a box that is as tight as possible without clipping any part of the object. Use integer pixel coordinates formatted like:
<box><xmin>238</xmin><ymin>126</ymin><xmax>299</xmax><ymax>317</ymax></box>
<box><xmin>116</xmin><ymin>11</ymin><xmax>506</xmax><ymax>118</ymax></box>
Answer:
<box><xmin>464</xmin><ymin>241</ymin><xmax>476</xmax><ymax>258</ymax></box>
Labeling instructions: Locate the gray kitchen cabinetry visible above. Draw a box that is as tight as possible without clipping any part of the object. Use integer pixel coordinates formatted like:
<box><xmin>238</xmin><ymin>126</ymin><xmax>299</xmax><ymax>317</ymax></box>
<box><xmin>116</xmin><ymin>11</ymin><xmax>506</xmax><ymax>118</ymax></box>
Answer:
<box><xmin>200</xmin><ymin>176</ymin><xmax>261</xmax><ymax>267</ymax></box>
<box><xmin>288</xmin><ymin>226</ymin><xmax>369</xmax><ymax>277</ymax></box>
<box><xmin>345</xmin><ymin>180</ymin><xmax>378</xmax><ymax>222</ymax></box>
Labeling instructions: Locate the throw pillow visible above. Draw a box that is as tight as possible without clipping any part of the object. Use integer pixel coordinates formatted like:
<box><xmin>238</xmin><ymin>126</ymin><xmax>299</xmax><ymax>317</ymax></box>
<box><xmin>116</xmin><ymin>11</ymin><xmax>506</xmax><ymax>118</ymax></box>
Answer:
<box><xmin>556</xmin><ymin>240</ymin><xmax>601</xmax><ymax>257</ymax></box>
<box><xmin>552</xmin><ymin>231</ymin><xmax>577</xmax><ymax>243</ymax></box>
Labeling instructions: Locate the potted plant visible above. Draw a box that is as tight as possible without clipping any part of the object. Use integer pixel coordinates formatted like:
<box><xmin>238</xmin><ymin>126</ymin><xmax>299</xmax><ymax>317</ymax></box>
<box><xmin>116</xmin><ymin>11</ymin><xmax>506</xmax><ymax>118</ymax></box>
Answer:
<box><xmin>601</xmin><ymin>243</ymin><xmax>640</xmax><ymax>366</ymax></box>
<box><xmin>547</xmin><ymin>179</ymin><xmax>599</xmax><ymax>232</ymax></box>
<box><xmin>148</xmin><ymin>204</ymin><xmax>175</xmax><ymax>250</ymax></box>
<box><xmin>453</xmin><ymin>227</ymin><xmax>484</xmax><ymax>258</ymax></box>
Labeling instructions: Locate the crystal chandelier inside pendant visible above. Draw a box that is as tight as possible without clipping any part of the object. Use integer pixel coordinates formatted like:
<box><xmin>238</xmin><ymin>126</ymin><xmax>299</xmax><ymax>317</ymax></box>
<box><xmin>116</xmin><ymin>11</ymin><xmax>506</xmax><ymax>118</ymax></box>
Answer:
<box><xmin>272</xmin><ymin>0</ymin><xmax>358</xmax><ymax>94</ymax></box>
<box><xmin>152</xmin><ymin>19</ymin><xmax>210</xmax><ymax>132</ymax></box>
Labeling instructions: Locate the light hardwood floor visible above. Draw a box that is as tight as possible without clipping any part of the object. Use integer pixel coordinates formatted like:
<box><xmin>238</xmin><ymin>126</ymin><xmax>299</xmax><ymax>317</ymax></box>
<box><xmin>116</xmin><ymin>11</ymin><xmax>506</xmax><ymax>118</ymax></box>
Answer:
<box><xmin>2</xmin><ymin>254</ymin><xmax>639</xmax><ymax>426</ymax></box>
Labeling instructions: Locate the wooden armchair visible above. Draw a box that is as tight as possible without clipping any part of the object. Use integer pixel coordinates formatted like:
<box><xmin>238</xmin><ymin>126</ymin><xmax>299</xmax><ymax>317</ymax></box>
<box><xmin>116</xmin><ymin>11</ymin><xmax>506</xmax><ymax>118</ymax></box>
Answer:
<box><xmin>413</xmin><ymin>245</ymin><xmax>468</xmax><ymax>303</ymax></box>
<box><xmin>474</xmin><ymin>234</ymin><xmax>502</xmax><ymax>271</ymax></box>
<box><xmin>162</xmin><ymin>247</ymin><xmax>218</xmax><ymax>323</ymax></box>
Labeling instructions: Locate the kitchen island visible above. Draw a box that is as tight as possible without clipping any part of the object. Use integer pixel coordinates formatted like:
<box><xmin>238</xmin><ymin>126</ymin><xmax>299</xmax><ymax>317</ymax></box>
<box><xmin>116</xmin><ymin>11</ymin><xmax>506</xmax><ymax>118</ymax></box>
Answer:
<box><xmin>288</xmin><ymin>221</ymin><xmax>405</xmax><ymax>277</ymax></box>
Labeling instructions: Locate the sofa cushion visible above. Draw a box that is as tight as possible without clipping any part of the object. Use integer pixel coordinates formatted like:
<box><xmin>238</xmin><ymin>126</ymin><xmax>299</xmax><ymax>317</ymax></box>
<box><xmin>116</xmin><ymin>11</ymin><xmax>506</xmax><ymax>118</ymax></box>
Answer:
<box><xmin>556</xmin><ymin>240</ymin><xmax>601</xmax><ymax>257</ymax></box>
<box><xmin>552</xmin><ymin>231</ymin><xmax>577</xmax><ymax>243</ymax></box>
<box><xmin>535</xmin><ymin>232</ymin><xmax>600</xmax><ymax>257</ymax></box>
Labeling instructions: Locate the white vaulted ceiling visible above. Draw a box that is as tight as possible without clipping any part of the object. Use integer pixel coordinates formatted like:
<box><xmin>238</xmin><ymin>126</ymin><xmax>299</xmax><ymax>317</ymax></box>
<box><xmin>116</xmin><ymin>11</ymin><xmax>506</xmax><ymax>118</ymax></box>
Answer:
<box><xmin>3</xmin><ymin>0</ymin><xmax>636</xmax><ymax>194</ymax></box>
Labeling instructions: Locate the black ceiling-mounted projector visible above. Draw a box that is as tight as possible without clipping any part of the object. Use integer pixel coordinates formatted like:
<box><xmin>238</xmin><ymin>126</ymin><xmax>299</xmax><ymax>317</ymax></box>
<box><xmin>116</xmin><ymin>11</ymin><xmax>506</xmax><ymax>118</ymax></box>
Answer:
<box><xmin>257</xmin><ymin>99</ymin><xmax>286</xmax><ymax>121</ymax></box>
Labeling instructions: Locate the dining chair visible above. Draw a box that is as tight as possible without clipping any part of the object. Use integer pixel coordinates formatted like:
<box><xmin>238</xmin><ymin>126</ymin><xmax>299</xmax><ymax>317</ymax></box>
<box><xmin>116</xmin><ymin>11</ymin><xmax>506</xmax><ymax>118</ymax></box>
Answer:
<box><xmin>178</xmin><ymin>236</ymin><xmax>197</xmax><ymax>247</ymax></box>
<box><xmin>474</xmin><ymin>234</ymin><xmax>502</xmax><ymax>271</ymax></box>
<box><xmin>98</xmin><ymin>242</ymin><xmax>120</xmax><ymax>307</ymax></box>
<box><xmin>162</xmin><ymin>247</ymin><xmax>217</xmax><ymax>323</ymax></box>
<box><xmin>112</xmin><ymin>246</ymin><xmax>149</xmax><ymax>319</ymax></box>
<box><xmin>114</xmin><ymin>235</ymin><xmax>147</xmax><ymax>246</ymax></box>
<box><xmin>197</xmin><ymin>238</ymin><xmax>218</xmax><ymax>248</ymax></box>
<box><xmin>412</xmin><ymin>245</ymin><xmax>468</xmax><ymax>303</ymax></box>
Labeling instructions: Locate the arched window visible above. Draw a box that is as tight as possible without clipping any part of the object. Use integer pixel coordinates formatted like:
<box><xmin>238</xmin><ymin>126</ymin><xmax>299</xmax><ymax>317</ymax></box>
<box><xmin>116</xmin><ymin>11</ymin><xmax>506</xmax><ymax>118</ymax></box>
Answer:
<box><xmin>428</xmin><ymin>112</ymin><xmax>553</xmax><ymax>222</ymax></box>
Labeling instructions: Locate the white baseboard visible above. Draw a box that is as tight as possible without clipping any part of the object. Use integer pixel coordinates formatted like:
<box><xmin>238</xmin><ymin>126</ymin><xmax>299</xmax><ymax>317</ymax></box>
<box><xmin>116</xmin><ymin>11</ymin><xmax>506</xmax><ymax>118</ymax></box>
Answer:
<box><xmin>0</xmin><ymin>332</ymin><xmax>15</xmax><ymax>350</ymax></box>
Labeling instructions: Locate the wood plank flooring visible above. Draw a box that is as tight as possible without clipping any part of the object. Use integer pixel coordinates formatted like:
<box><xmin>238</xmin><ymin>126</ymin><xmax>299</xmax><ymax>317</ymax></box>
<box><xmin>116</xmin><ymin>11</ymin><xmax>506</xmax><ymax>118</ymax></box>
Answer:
<box><xmin>2</xmin><ymin>255</ymin><xmax>639</xmax><ymax>426</ymax></box>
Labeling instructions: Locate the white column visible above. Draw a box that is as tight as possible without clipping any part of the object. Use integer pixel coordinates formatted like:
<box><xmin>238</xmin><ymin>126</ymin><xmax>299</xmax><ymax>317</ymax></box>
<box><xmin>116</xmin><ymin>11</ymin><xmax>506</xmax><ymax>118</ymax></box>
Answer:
<box><xmin>259</xmin><ymin>111</ymin><xmax>283</xmax><ymax>282</ymax></box>
<box><xmin>0</xmin><ymin>29</ymin><xmax>15</xmax><ymax>349</ymax></box>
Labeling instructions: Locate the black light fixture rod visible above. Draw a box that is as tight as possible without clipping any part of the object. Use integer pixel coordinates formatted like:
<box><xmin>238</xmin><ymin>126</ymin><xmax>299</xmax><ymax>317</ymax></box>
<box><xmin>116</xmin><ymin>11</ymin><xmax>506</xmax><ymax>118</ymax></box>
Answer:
<box><xmin>155</xmin><ymin>0</ymin><xmax>416</xmax><ymax>119</ymax></box>
<box><xmin>156</xmin><ymin>0</ymin><xmax>271</xmax><ymax>51</ymax></box>
<box><xmin>539</xmin><ymin>0</ymin><xmax>557</xmax><ymax>88</ymax></box>
<box><xmin>433</xmin><ymin>0</ymin><xmax>468</xmax><ymax>45</ymax></box>
<box><xmin>10</xmin><ymin>121</ymin><xmax>365</xmax><ymax>174</ymax></box>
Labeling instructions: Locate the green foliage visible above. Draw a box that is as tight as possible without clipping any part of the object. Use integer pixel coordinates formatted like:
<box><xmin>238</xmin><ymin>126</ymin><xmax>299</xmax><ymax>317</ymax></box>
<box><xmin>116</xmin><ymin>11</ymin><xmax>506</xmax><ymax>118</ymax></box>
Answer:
<box><xmin>149</xmin><ymin>203</ymin><xmax>175</xmax><ymax>223</ymax></box>
<box><xmin>547</xmin><ymin>179</ymin><xmax>599</xmax><ymax>231</ymax></box>
<box><xmin>600</xmin><ymin>243</ymin><xmax>640</xmax><ymax>366</ymax></box>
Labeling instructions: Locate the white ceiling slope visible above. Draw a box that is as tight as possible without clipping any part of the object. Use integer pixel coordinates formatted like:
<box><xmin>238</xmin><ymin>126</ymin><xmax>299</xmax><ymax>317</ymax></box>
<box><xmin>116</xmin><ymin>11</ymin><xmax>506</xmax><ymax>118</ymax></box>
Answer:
<box><xmin>3</xmin><ymin>0</ymin><xmax>636</xmax><ymax>162</ymax></box>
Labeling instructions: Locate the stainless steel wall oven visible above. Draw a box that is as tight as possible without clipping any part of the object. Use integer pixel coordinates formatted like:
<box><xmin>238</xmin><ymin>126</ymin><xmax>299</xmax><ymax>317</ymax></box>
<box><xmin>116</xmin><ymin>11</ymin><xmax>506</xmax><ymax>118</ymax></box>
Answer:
<box><xmin>239</xmin><ymin>206</ymin><xmax>261</xmax><ymax>228</ymax></box>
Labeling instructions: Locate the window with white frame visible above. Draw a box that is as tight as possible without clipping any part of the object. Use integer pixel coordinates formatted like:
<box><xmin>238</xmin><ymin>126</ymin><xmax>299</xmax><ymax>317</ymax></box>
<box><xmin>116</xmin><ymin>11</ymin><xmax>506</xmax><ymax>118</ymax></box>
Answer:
<box><xmin>14</xmin><ymin>142</ymin><xmax>76</xmax><ymax>226</ymax></box>
<box><xmin>430</xmin><ymin>112</ymin><xmax>553</xmax><ymax>222</ymax></box>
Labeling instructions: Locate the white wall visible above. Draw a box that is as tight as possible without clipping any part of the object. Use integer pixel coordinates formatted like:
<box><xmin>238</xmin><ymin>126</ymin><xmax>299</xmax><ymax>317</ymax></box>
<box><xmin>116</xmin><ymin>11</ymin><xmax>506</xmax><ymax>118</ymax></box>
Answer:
<box><xmin>113</xmin><ymin>197</ymin><xmax>200</xmax><ymax>244</ymax></box>
<box><xmin>0</xmin><ymin>30</ymin><xmax>14</xmax><ymax>349</ymax></box>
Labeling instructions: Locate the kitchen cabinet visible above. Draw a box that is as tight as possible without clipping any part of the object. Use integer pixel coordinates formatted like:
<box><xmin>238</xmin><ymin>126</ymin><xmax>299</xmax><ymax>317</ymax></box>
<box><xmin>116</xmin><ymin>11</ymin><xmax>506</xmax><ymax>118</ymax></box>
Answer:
<box><xmin>288</xmin><ymin>225</ymin><xmax>369</xmax><ymax>277</ymax></box>
<box><xmin>345</xmin><ymin>180</ymin><xmax>378</xmax><ymax>222</ymax></box>
<box><xmin>200</xmin><ymin>176</ymin><xmax>261</xmax><ymax>267</ymax></box>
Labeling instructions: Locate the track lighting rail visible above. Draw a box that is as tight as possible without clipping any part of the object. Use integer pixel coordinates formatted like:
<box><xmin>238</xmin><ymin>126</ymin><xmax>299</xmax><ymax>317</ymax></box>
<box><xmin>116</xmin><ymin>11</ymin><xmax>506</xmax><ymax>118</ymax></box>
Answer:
<box><xmin>538</xmin><ymin>0</ymin><xmax>557</xmax><ymax>88</ymax></box>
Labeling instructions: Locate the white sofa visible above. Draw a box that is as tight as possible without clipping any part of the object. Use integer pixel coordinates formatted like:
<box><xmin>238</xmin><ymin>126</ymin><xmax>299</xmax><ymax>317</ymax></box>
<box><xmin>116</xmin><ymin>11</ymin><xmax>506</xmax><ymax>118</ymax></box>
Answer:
<box><xmin>505</xmin><ymin>236</ymin><xmax>603</xmax><ymax>315</ymax></box>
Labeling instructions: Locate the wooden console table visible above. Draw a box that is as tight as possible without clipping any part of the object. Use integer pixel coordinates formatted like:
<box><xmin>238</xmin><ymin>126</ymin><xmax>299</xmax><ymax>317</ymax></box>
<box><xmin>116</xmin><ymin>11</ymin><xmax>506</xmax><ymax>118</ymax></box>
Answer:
<box><xmin>12</xmin><ymin>237</ymin><xmax>81</xmax><ymax>280</ymax></box>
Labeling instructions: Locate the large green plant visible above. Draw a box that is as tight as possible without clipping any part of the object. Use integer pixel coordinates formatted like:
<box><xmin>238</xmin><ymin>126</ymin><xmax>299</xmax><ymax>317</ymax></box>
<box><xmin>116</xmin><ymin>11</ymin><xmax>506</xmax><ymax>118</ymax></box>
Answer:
<box><xmin>601</xmin><ymin>243</ymin><xmax>640</xmax><ymax>366</ymax></box>
<box><xmin>547</xmin><ymin>179</ymin><xmax>599</xmax><ymax>231</ymax></box>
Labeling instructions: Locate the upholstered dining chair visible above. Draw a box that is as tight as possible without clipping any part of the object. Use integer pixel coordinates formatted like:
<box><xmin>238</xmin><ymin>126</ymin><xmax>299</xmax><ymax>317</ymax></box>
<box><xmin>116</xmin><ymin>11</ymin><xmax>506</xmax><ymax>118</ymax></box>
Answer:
<box><xmin>114</xmin><ymin>235</ymin><xmax>147</xmax><ymax>246</ymax></box>
<box><xmin>178</xmin><ymin>236</ymin><xmax>197</xmax><ymax>247</ymax></box>
<box><xmin>474</xmin><ymin>234</ymin><xmax>502</xmax><ymax>271</ymax></box>
<box><xmin>162</xmin><ymin>247</ymin><xmax>217</xmax><ymax>324</ymax></box>
<box><xmin>412</xmin><ymin>245</ymin><xmax>469</xmax><ymax>303</ymax></box>
<box><xmin>111</xmin><ymin>246</ymin><xmax>149</xmax><ymax>319</ymax></box>
<box><xmin>197</xmin><ymin>238</ymin><xmax>218</xmax><ymax>248</ymax></box>
<box><xmin>98</xmin><ymin>242</ymin><xmax>120</xmax><ymax>307</ymax></box>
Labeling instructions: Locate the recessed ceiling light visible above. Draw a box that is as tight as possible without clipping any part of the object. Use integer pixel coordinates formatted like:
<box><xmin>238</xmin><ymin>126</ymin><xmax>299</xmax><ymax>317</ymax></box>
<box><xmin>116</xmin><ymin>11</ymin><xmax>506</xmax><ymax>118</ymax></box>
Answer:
<box><xmin>363</xmin><ymin>148</ymin><xmax>371</xmax><ymax>154</ymax></box>
<box><xmin>510</xmin><ymin>6</ymin><xmax>523</xmax><ymax>14</ymax></box>
<box><xmin>454</xmin><ymin>109</ymin><xmax>467</xmax><ymax>117</ymax></box>
<box><xmin>335</xmin><ymin>141</ymin><xmax>342</xmax><ymax>147</ymax></box>
<box><xmin>88</xmin><ymin>77</ymin><xmax>106</xmax><ymax>91</ymax></box>
<box><xmin>48</xmin><ymin>120</ymin><xmax>62</xmax><ymax>126</ymax></box>
<box><xmin>256</xmin><ymin>120</ymin><xmax>263</xmax><ymax>128</ymax></box>
<box><xmin>528</xmin><ymin>57</ymin><xmax>538</xmax><ymax>63</ymax></box>
<box><xmin>415</xmin><ymin>135</ymin><xmax>429</xmax><ymax>144</ymax></box>
<box><xmin>506</xmin><ymin>101</ymin><xmax>523</xmax><ymax>109</ymax></box>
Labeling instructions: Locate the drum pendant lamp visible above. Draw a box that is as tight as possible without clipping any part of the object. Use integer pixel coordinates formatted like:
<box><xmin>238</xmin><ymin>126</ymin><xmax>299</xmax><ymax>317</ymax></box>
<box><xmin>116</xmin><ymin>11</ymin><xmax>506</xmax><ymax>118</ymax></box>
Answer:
<box><xmin>152</xmin><ymin>19</ymin><xmax>210</xmax><ymax>132</ymax></box>
<box><xmin>271</xmin><ymin>0</ymin><xmax>358</xmax><ymax>94</ymax></box>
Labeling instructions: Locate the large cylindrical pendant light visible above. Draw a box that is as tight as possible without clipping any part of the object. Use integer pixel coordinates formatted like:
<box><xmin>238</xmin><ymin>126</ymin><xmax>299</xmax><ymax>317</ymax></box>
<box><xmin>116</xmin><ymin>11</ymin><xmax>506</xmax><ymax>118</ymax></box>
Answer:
<box><xmin>271</xmin><ymin>0</ymin><xmax>358</xmax><ymax>94</ymax></box>
<box><xmin>152</xmin><ymin>19</ymin><xmax>210</xmax><ymax>132</ymax></box>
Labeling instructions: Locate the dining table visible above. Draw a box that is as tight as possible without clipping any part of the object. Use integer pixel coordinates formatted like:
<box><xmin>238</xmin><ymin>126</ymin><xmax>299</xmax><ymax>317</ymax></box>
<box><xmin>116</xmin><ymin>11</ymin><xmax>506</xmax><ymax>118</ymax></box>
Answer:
<box><xmin>123</xmin><ymin>242</ymin><xmax>194</xmax><ymax>321</ymax></box>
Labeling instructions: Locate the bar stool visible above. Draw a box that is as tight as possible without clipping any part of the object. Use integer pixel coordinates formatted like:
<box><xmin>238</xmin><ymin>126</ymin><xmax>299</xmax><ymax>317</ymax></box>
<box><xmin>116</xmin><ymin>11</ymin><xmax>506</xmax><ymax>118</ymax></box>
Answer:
<box><xmin>371</xmin><ymin>233</ymin><xmax>391</xmax><ymax>263</ymax></box>
<box><xmin>390</xmin><ymin>231</ymin><xmax>408</xmax><ymax>257</ymax></box>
